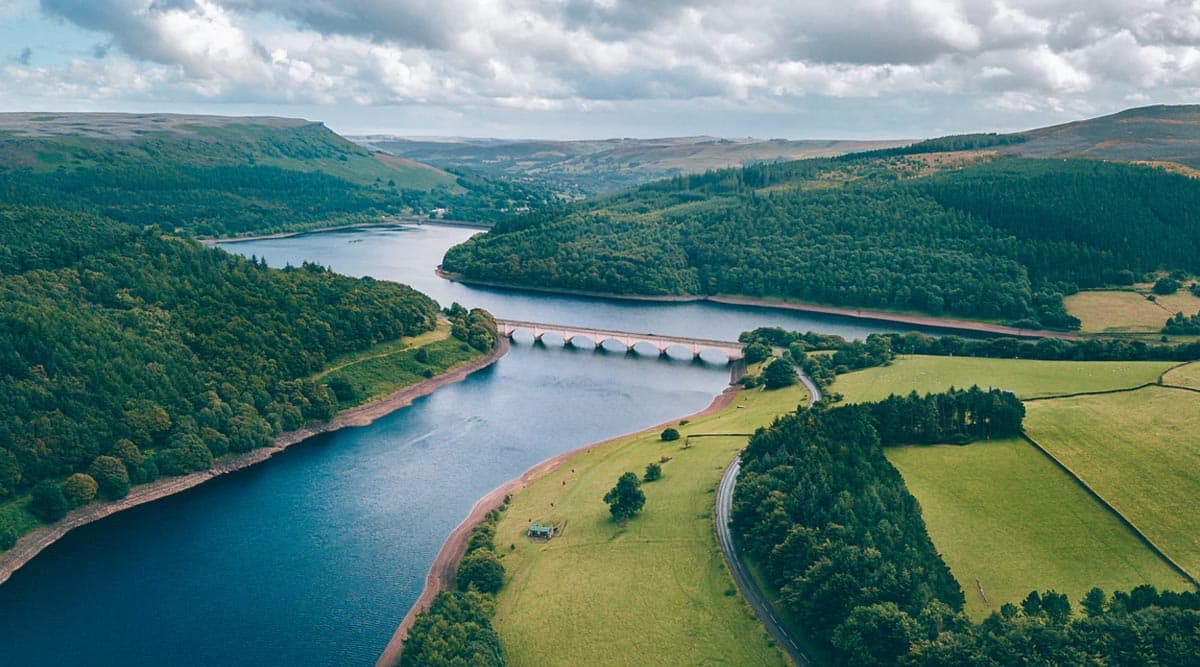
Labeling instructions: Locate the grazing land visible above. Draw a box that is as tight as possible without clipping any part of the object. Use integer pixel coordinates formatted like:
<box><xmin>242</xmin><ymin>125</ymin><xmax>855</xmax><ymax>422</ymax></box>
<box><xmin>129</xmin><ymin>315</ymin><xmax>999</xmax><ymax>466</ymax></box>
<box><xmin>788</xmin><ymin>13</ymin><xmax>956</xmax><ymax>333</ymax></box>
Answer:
<box><xmin>831</xmin><ymin>355</ymin><xmax>1173</xmax><ymax>402</ymax></box>
<box><xmin>490</xmin><ymin>379</ymin><xmax>809</xmax><ymax>666</ymax></box>
<box><xmin>887</xmin><ymin>439</ymin><xmax>1188</xmax><ymax>619</ymax></box>
<box><xmin>1162</xmin><ymin>361</ymin><xmax>1200</xmax><ymax>389</ymax></box>
<box><xmin>1065</xmin><ymin>288</ymin><xmax>1200</xmax><ymax>333</ymax></box>
<box><xmin>1024</xmin><ymin>386</ymin><xmax>1200</xmax><ymax>579</ymax></box>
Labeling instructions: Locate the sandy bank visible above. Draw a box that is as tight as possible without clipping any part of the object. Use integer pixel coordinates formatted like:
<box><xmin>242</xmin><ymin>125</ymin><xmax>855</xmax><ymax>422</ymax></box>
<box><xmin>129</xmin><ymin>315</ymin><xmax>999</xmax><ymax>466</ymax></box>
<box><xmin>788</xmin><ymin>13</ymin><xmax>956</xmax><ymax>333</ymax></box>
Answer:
<box><xmin>376</xmin><ymin>382</ymin><xmax>740</xmax><ymax>667</ymax></box>
<box><xmin>0</xmin><ymin>338</ymin><xmax>510</xmax><ymax>588</ymax></box>
<box><xmin>203</xmin><ymin>218</ymin><xmax>489</xmax><ymax>245</ymax></box>
<box><xmin>436</xmin><ymin>270</ymin><xmax>1084</xmax><ymax>340</ymax></box>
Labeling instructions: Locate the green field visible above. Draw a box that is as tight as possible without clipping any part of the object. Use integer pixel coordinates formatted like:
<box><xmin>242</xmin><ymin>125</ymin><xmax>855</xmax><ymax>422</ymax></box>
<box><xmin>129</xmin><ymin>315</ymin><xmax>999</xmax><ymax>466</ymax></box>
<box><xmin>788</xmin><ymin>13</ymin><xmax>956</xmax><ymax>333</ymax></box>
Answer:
<box><xmin>312</xmin><ymin>323</ymin><xmax>480</xmax><ymax>408</ymax></box>
<box><xmin>1162</xmin><ymin>361</ymin><xmax>1200</xmax><ymax>389</ymax></box>
<box><xmin>1025</xmin><ymin>386</ymin><xmax>1200</xmax><ymax>579</ymax></box>
<box><xmin>832</xmin><ymin>355</ymin><xmax>1173</xmax><ymax>402</ymax></box>
<box><xmin>888</xmin><ymin>439</ymin><xmax>1187</xmax><ymax>619</ymax></box>
<box><xmin>491</xmin><ymin>379</ymin><xmax>808</xmax><ymax>666</ymax></box>
<box><xmin>1065</xmin><ymin>288</ymin><xmax>1200</xmax><ymax>334</ymax></box>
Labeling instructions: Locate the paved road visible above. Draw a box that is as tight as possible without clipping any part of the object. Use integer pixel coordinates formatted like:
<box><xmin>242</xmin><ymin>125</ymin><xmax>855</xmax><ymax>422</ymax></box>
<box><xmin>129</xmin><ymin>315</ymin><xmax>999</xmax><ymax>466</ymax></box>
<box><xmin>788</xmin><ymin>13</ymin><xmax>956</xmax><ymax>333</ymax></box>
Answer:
<box><xmin>715</xmin><ymin>369</ymin><xmax>821</xmax><ymax>667</ymax></box>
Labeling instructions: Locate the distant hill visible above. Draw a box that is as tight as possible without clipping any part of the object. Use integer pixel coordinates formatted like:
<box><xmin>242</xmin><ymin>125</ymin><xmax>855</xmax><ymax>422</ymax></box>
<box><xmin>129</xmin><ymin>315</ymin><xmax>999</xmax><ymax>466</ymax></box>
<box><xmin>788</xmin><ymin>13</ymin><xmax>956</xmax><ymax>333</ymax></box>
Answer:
<box><xmin>352</xmin><ymin>135</ymin><xmax>909</xmax><ymax>195</ymax></box>
<box><xmin>1010</xmin><ymin>105</ymin><xmax>1200</xmax><ymax>169</ymax></box>
<box><xmin>0</xmin><ymin>113</ymin><xmax>546</xmax><ymax>236</ymax></box>
<box><xmin>443</xmin><ymin>105</ymin><xmax>1200</xmax><ymax>330</ymax></box>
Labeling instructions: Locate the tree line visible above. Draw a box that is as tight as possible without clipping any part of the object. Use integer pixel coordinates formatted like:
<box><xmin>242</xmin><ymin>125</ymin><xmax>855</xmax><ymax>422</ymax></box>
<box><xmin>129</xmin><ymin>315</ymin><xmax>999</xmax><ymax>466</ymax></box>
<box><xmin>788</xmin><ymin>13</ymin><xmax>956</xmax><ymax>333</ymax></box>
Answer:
<box><xmin>732</xmin><ymin>396</ymin><xmax>1200</xmax><ymax>665</ymax></box>
<box><xmin>444</xmin><ymin>154</ymin><xmax>1200</xmax><ymax>329</ymax></box>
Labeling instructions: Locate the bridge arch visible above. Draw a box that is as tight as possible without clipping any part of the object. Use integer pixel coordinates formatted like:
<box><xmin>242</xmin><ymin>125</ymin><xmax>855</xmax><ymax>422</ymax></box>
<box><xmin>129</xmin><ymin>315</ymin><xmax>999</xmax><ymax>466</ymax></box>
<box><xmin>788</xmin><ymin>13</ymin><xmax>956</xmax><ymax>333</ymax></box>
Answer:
<box><xmin>495</xmin><ymin>319</ymin><xmax>744</xmax><ymax>364</ymax></box>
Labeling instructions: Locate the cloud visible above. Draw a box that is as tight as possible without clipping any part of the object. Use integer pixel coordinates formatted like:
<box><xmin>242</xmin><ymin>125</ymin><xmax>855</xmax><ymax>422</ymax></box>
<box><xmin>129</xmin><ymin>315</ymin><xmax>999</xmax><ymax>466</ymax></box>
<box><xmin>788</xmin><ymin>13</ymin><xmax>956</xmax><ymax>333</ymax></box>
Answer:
<box><xmin>10</xmin><ymin>0</ymin><xmax>1200</xmax><ymax>134</ymax></box>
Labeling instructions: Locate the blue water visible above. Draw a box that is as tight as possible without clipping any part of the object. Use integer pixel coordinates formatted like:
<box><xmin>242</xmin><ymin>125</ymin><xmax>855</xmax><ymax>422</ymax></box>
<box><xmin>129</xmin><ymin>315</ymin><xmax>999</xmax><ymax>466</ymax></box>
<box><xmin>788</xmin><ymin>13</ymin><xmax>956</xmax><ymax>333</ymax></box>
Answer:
<box><xmin>0</xmin><ymin>223</ymin><xmax>935</xmax><ymax>666</ymax></box>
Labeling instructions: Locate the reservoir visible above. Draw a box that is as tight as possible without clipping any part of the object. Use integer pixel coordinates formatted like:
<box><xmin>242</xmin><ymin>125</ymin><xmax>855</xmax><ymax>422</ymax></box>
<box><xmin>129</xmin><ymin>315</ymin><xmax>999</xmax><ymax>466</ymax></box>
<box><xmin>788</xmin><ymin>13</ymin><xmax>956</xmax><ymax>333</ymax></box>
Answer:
<box><xmin>0</xmin><ymin>224</ymin><xmax>935</xmax><ymax>665</ymax></box>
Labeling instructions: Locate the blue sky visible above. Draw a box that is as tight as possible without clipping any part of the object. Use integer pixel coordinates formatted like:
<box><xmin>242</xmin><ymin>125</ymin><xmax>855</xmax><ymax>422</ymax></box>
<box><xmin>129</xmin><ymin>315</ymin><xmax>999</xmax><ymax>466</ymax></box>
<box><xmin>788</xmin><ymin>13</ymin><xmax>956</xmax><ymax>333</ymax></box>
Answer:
<box><xmin>2</xmin><ymin>0</ymin><xmax>1198</xmax><ymax>139</ymax></box>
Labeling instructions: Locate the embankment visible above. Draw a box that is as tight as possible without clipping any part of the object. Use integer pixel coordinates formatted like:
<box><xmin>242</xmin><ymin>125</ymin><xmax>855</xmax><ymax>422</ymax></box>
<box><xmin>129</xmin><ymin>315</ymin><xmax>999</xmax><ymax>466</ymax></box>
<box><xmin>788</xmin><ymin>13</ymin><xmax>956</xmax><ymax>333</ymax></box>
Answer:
<box><xmin>0</xmin><ymin>338</ymin><xmax>509</xmax><ymax>588</ymax></box>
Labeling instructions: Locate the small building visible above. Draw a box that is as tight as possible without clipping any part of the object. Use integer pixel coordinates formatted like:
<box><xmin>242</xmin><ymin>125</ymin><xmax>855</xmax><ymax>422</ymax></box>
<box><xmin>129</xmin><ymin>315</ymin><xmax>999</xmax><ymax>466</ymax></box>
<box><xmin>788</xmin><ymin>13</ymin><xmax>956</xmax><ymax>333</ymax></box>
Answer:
<box><xmin>528</xmin><ymin>524</ymin><xmax>556</xmax><ymax>540</ymax></box>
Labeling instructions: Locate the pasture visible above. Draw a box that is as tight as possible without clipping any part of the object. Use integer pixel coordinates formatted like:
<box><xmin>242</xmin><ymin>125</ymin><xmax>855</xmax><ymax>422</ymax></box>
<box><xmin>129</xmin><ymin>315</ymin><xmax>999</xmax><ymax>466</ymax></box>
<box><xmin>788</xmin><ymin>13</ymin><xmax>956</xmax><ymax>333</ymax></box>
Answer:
<box><xmin>887</xmin><ymin>439</ymin><xmax>1187</xmax><ymax>619</ymax></box>
<box><xmin>1025</xmin><ymin>386</ymin><xmax>1200</xmax><ymax>580</ymax></box>
<box><xmin>1162</xmin><ymin>361</ymin><xmax>1200</xmax><ymax>389</ymax></box>
<box><xmin>1065</xmin><ymin>289</ymin><xmax>1200</xmax><ymax>334</ymax></box>
<box><xmin>832</xmin><ymin>354</ymin><xmax>1173</xmax><ymax>402</ymax></box>
<box><xmin>490</xmin><ymin>379</ymin><xmax>808</xmax><ymax>666</ymax></box>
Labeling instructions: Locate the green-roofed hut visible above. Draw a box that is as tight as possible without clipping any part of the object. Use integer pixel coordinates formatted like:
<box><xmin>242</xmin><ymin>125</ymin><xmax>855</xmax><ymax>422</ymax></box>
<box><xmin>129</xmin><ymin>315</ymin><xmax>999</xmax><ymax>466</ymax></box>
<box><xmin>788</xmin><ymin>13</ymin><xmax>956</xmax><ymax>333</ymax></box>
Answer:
<box><xmin>528</xmin><ymin>524</ymin><xmax>556</xmax><ymax>540</ymax></box>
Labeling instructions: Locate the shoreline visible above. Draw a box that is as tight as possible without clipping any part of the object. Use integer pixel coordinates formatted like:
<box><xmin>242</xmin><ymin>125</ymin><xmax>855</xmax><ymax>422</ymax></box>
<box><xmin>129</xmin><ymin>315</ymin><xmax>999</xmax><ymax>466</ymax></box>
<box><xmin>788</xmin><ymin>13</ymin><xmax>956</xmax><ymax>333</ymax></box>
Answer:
<box><xmin>436</xmin><ymin>269</ymin><xmax>1085</xmax><ymax>340</ymax></box>
<box><xmin>202</xmin><ymin>218</ymin><xmax>489</xmax><ymax>245</ymax></box>
<box><xmin>0</xmin><ymin>338</ymin><xmax>510</xmax><ymax>589</ymax></box>
<box><xmin>375</xmin><ymin>382</ymin><xmax>742</xmax><ymax>667</ymax></box>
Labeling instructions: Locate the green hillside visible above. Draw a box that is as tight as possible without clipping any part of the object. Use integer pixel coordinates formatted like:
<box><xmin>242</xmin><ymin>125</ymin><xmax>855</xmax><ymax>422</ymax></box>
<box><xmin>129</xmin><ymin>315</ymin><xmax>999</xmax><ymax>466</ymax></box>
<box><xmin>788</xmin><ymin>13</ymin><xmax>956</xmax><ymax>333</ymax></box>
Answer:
<box><xmin>0</xmin><ymin>113</ymin><xmax>545</xmax><ymax>236</ymax></box>
<box><xmin>444</xmin><ymin>106</ymin><xmax>1200</xmax><ymax>329</ymax></box>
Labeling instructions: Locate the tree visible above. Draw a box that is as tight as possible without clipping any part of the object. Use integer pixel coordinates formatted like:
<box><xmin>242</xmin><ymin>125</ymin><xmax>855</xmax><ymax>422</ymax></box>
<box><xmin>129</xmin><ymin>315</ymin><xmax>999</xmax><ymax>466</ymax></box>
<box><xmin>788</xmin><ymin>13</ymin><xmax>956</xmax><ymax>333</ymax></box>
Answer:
<box><xmin>743</xmin><ymin>342</ymin><xmax>770</xmax><ymax>364</ymax></box>
<box><xmin>89</xmin><ymin>455</ymin><xmax>131</xmax><ymax>499</ymax></box>
<box><xmin>28</xmin><ymin>481</ymin><xmax>69</xmax><ymax>522</ymax></box>
<box><xmin>603</xmin><ymin>472</ymin><xmax>645</xmax><ymax>522</ymax></box>
<box><xmin>832</xmin><ymin>602</ymin><xmax>921</xmax><ymax>667</ymax></box>
<box><xmin>456</xmin><ymin>550</ymin><xmax>505</xmax><ymax>594</ymax></box>
<box><xmin>660</xmin><ymin>427</ymin><xmax>680</xmax><ymax>441</ymax></box>
<box><xmin>644</xmin><ymin>462</ymin><xmax>662</xmax><ymax>482</ymax></box>
<box><xmin>62</xmin><ymin>473</ymin><xmax>99</xmax><ymax>507</ymax></box>
<box><xmin>762</xmin><ymin>358</ymin><xmax>798</xmax><ymax>389</ymax></box>
<box><xmin>0</xmin><ymin>520</ymin><xmax>15</xmax><ymax>550</ymax></box>
<box><xmin>1154</xmin><ymin>277</ymin><xmax>1181</xmax><ymax>295</ymax></box>
<box><xmin>1082</xmin><ymin>588</ymin><xmax>1107</xmax><ymax>617</ymax></box>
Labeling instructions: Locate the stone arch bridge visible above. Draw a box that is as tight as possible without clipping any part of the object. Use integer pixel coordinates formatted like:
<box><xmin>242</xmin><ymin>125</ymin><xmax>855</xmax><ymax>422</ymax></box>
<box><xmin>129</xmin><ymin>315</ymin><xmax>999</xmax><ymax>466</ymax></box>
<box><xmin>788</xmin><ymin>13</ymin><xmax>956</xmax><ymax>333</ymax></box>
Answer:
<box><xmin>496</xmin><ymin>319</ymin><xmax>744</xmax><ymax>363</ymax></box>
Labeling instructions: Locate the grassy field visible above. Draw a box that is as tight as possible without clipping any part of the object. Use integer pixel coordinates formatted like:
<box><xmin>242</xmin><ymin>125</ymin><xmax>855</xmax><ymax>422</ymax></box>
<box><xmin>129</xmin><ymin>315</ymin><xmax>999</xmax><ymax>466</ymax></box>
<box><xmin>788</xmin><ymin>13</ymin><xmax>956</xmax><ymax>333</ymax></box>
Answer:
<box><xmin>832</xmin><ymin>355</ymin><xmax>1174</xmax><ymax>402</ymax></box>
<box><xmin>491</xmin><ymin>379</ymin><xmax>809</xmax><ymax>667</ymax></box>
<box><xmin>312</xmin><ymin>323</ymin><xmax>480</xmax><ymax>408</ymax></box>
<box><xmin>1065</xmin><ymin>288</ymin><xmax>1200</xmax><ymax>333</ymax></box>
<box><xmin>888</xmin><ymin>439</ymin><xmax>1188</xmax><ymax>619</ymax></box>
<box><xmin>1162</xmin><ymin>361</ymin><xmax>1200</xmax><ymax>389</ymax></box>
<box><xmin>1025</xmin><ymin>386</ymin><xmax>1200</xmax><ymax>579</ymax></box>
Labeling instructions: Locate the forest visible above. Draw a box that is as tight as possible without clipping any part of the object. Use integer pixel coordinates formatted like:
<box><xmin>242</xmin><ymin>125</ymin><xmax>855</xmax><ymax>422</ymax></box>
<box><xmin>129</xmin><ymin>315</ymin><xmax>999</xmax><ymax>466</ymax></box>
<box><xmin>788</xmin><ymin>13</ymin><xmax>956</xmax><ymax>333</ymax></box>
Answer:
<box><xmin>732</xmin><ymin>397</ymin><xmax>1200</xmax><ymax>665</ymax></box>
<box><xmin>0</xmin><ymin>204</ymin><xmax>447</xmax><ymax>544</ymax></box>
<box><xmin>443</xmin><ymin>155</ymin><xmax>1200</xmax><ymax>329</ymax></box>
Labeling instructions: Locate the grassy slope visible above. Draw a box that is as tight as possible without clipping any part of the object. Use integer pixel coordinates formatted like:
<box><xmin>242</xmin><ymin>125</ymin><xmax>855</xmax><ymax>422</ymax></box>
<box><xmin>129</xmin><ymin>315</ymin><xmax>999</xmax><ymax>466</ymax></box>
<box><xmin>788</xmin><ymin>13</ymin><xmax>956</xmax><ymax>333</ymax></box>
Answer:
<box><xmin>1162</xmin><ymin>361</ymin><xmax>1200</xmax><ymax>388</ymax></box>
<box><xmin>832</xmin><ymin>354</ymin><xmax>1174</xmax><ymax>402</ymax></box>
<box><xmin>1025</xmin><ymin>386</ymin><xmax>1200</xmax><ymax>578</ymax></box>
<box><xmin>492</xmin><ymin>380</ymin><xmax>809</xmax><ymax>667</ymax></box>
<box><xmin>887</xmin><ymin>439</ymin><xmax>1187</xmax><ymax>619</ymax></box>
<box><xmin>1066</xmin><ymin>288</ymin><xmax>1200</xmax><ymax>334</ymax></box>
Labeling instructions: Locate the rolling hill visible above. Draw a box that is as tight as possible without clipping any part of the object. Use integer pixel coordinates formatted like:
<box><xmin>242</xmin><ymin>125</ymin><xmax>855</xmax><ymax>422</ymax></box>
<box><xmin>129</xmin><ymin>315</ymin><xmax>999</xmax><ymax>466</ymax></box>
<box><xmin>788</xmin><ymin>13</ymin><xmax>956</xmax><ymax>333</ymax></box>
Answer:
<box><xmin>353</xmin><ymin>135</ymin><xmax>909</xmax><ymax>195</ymax></box>
<box><xmin>0</xmin><ymin>113</ymin><xmax>545</xmax><ymax>236</ymax></box>
<box><xmin>442</xmin><ymin>105</ymin><xmax>1200</xmax><ymax>330</ymax></box>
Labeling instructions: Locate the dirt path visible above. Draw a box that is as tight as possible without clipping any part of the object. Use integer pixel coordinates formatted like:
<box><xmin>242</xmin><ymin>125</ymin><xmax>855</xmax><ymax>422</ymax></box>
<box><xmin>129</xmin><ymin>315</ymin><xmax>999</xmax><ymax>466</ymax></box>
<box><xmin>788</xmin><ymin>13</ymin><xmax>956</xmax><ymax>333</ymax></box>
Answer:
<box><xmin>0</xmin><ymin>339</ymin><xmax>509</xmax><ymax>588</ymax></box>
<box><xmin>376</xmin><ymin>384</ymin><xmax>741</xmax><ymax>667</ymax></box>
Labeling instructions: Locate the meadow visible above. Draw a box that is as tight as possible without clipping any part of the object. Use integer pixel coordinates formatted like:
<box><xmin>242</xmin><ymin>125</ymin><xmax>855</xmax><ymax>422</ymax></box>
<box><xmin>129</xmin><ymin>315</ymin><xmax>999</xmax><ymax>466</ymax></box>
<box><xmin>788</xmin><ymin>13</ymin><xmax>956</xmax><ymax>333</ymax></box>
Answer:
<box><xmin>1025</xmin><ymin>386</ymin><xmax>1200</xmax><ymax>579</ymax></box>
<box><xmin>490</xmin><ymin>377</ymin><xmax>809</xmax><ymax>666</ymax></box>
<box><xmin>887</xmin><ymin>439</ymin><xmax>1187</xmax><ymax>619</ymax></box>
<box><xmin>1065</xmin><ymin>288</ymin><xmax>1200</xmax><ymax>334</ymax></box>
<box><xmin>1162</xmin><ymin>360</ymin><xmax>1200</xmax><ymax>389</ymax></box>
<box><xmin>831</xmin><ymin>354</ymin><xmax>1173</xmax><ymax>402</ymax></box>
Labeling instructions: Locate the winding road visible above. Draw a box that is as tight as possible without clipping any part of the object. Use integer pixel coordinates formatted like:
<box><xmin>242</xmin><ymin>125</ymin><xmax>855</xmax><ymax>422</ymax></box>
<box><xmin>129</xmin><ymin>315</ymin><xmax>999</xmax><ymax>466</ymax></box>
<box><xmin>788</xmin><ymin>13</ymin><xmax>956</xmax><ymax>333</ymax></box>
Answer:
<box><xmin>715</xmin><ymin>368</ymin><xmax>821</xmax><ymax>667</ymax></box>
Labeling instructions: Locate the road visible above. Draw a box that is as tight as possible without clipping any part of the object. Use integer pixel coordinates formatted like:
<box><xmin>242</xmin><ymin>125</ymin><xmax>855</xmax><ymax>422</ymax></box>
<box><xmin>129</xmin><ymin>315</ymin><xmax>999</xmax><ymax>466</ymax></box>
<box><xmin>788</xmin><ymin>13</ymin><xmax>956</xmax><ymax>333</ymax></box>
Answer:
<box><xmin>715</xmin><ymin>368</ymin><xmax>821</xmax><ymax>667</ymax></box>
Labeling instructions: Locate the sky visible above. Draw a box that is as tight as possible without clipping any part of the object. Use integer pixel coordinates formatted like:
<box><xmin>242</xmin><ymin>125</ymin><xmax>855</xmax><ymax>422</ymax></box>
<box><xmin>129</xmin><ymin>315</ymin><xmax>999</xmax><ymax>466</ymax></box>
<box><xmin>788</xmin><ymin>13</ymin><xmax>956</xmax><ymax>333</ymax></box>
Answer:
<box><xmin>1</xmin><ymin>0</ymin><xmax>1199</xmax><ymax>139</ymax></box>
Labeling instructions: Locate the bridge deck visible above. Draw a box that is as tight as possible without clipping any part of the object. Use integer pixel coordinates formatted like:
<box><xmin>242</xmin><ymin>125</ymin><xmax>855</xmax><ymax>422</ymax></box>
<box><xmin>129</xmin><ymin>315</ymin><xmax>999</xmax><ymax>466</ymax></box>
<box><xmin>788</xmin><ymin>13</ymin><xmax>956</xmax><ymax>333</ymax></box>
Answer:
<box><xmin>496</xmin><ymin>318</ymin><xmax>744</xmax><ymax>361</ymax></box>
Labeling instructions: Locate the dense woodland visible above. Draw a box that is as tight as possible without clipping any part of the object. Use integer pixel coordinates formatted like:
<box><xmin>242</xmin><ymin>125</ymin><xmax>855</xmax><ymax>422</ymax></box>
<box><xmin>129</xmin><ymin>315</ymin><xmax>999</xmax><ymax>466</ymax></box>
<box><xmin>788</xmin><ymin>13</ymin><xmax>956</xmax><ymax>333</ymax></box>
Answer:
<box><xmin>733</xmin><ymin>396</ymin><xmax>1200</xmax><ymax>665</ymax></box>
<box><xmin>0</xmin><ymin>204</ymin><xmax>454</xmax><ymax>544</ymax></box>
<box><xmin>444</xmin><ymin>155</ymin><xmax>1200</xmax><ymax>329</ymax></box>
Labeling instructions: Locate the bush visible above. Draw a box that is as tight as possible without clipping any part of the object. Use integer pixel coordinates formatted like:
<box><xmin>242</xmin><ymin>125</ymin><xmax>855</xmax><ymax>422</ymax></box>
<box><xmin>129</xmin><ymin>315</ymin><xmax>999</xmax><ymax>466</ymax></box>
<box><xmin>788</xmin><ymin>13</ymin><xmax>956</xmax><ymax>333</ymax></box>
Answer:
<box><xmin>644</xmin><ymin>462</ymin><xmax>662</xmax><ymax>482</ymax></box>
<box><xmin>89</xmin><ymin>455</ymin><xmax>131</xmax><ymax>499</ymax></box>
<box><xmin>0</xmin><ymin>521</ymin><xmax>15</xmax><ymax>550</ymax></box>
<box><xmin>28</xmin><ymin>480</ymin><xmax>69</xmax><ymax>522</ymax></box>
<box><xmin>62</xmin><ymin>473</ymin><xmax>99</xmax><ymax>507</ymax></box>
<box><xmin>660</xmin><ymin>427</ymin><xmax>680</xmax><ymax>441</ymax></box>
<box><xmin>457</xmin><ymin>550</ymin><xmax>505</xmax><ymax>594</ymax></box>
<box><xmin>326</xmin><ymin>375</ymin><xmax>359</xmax><ymax>403</ymax></box>
<box><xmin>1153</xmin><ymin>277</ymin><xmax>1181</xmax><ymax>295</ymax></box>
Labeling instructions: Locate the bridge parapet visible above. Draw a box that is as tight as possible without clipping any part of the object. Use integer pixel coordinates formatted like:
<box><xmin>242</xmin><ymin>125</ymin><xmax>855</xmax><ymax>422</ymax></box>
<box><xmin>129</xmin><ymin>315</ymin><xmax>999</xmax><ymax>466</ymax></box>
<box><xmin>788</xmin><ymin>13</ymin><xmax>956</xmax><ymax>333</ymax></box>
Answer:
<box><xmin>496</xmin><ymin>319</ymin><xmax>744</xmax><ymax>363</ymax></box>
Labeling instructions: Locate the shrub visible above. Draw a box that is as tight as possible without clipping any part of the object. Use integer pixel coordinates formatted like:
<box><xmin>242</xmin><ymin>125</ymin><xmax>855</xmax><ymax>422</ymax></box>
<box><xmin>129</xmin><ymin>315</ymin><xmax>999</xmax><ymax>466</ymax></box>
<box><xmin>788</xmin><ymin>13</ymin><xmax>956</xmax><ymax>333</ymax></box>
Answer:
<box><xmin>89</xmin><ymin>455</ymin><xmax>131</xmax><ymax>499</ymax></box>
<box><xmin>660</xmin><ymin>427</ymin><xmax>680</xmax><ymax>441</ymax></box>
<box><xmin>28</xmin><ymin>481</ymin><xmax>69</xmax><ymax>522</ymax></box>
<box><xmin>0</xmin><ymin>521</ymin><xmax>15</xmax><ymax>550</ymax></box>
<box><xmin>326</xmin><ymin>375</ymin><xmax>359</xmax><ymax>403</ymax></box>
<box><xmin>644</xmin><ymin>462</ymin><xmax>662</xmax><ymax>482</ymax></box>
<box><xmin>457</xmin><ymin>550</ymin><xmax>505</xmax><ymax>594</ymax></box>
<box><xmin>1153</xmin><ymin>277</ymin><xmax>1181</xmax><ymax>295</ymax></box>
<box><xmin>62</xmin><ymin>473</ymin><xmax>99</xmax><ymax>507</ymax></box>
